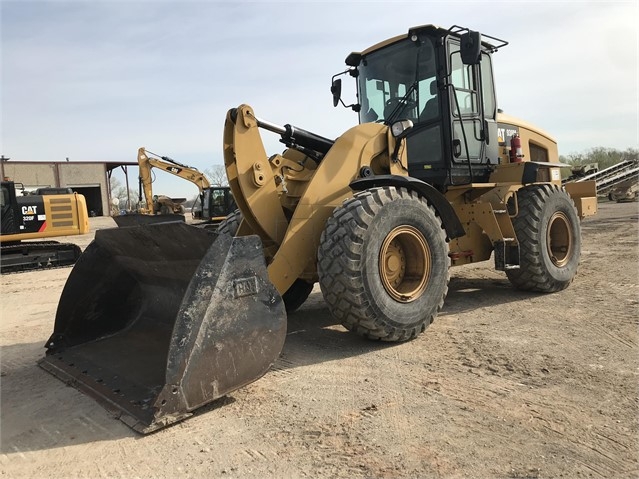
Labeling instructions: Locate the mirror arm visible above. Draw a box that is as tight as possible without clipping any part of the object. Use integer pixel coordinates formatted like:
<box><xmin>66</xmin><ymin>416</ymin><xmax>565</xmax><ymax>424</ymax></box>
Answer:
<box><xmin>331</xmin><ymin>68</ymin><xmax>359</xmax><ymax>110</ymax></box>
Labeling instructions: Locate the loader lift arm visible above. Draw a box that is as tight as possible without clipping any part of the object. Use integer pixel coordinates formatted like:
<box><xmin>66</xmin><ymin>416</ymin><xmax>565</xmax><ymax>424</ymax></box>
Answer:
<box><xmin>224</xmin><ymin>104</ymin><xmax>426</xmax><ymax>295</ymax></box>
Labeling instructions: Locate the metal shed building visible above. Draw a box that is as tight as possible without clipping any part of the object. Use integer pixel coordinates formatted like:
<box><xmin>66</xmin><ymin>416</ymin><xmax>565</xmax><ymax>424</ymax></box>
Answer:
<box><xmin>0</xmin><ymin>159</ymin><xmax>137</xmax><ymax>217</ymax></box>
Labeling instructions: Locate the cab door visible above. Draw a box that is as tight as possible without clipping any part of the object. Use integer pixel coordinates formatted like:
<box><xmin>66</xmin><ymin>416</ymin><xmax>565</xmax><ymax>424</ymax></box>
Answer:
<box><xmin>447</xmin><ymin>39</ymin><xmax>499</xmax><ymax>175</ymax></box>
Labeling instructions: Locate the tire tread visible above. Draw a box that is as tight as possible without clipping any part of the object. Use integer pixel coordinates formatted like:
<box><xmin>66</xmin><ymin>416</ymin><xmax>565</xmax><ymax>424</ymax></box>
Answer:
<box><xmin>318</xmin><ymin>187</ymin><xmax>449</xmax><ymax>342</ymax></box>
<box><xmin>506</xmin><ymin>184</ymin><xmax>580</xmax><ymax>293</ymax></box>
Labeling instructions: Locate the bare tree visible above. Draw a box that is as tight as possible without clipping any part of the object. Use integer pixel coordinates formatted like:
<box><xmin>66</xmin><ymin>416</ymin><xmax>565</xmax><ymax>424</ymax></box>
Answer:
<box><xmin>110</xmin><ymin>177</ymin><xmax>141</xmax><ymax>214</ymax></box>
<box><xmin>205</xmin><ymin>165</ymin><xmax>228</xmax><ymax>186</ymax></box>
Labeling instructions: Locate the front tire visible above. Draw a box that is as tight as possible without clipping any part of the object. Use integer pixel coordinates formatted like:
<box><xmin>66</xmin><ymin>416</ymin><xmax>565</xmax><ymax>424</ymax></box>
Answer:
<box><xmin>317</xmin><ymin>187</ymin><xmax>449</xmax><ymax>342</ymax></box>
<box><xmin>506</xmin><ymin>184</ymin><xmax>581</xmax><ymax>292</ymax></box>
<box><xmin>216</xmin><ymin>209</ymin><xmax>243</xmax><ymax>236</ymax></box>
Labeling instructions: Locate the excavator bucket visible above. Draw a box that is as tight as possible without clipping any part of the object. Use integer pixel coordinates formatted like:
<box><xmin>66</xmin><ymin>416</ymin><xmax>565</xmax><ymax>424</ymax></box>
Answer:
<box><xmin>38</xmin><ymin>222</ymin><xmax>286</xmax><ymax>434</ymax></box>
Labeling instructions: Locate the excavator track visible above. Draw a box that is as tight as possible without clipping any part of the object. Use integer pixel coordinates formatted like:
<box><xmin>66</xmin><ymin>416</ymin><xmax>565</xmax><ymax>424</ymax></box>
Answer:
<box><xmin>0</xmin><ymin>241</ymin><xmax>82</xmax><ymax>274</ymax></box>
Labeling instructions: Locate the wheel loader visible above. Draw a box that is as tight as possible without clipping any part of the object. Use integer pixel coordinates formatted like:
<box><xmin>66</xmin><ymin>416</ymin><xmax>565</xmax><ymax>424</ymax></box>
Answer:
<box><xmin>39</xmin><ymin>24</ymin><xmax>597</xmax><ymax>433</ymax></box>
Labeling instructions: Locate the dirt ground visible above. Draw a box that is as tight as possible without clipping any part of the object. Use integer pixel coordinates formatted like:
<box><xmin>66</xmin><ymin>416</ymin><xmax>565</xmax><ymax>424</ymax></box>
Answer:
<box><xmin>1</xmin><ymin>201</ymin><xmax>637</xmax><ymax>478</ymax></box>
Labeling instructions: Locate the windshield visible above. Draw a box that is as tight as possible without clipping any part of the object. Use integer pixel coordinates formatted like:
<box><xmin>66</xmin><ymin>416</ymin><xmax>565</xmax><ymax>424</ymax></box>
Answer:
<box><xmin>357</xmin><ymin>37</ymin><xmax>438</xmax><ymax>125</ymax></box>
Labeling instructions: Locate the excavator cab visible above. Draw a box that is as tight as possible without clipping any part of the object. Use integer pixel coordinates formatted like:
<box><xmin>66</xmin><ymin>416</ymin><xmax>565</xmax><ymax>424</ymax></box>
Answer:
<box><xmin>0</xmin><ymin>181</ymin><xmax>20</xmax><ymax>236</ymax></box>
<box><xmin>201</xmin><ymin>186</ymin><xmax>237</xmax><ymax>224</ymax></box>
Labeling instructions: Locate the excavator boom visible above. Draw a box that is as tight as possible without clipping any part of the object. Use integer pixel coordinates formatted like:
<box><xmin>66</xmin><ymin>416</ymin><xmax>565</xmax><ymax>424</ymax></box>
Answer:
<box><xmin>116</xmin><ymin>147</ymin><xmax>235</xmax><ymax>227</ymax></box>
<box><xmin>139</xmin><ymin>147</ymin><xmax>212</xmax><ymax>200</ymax></box>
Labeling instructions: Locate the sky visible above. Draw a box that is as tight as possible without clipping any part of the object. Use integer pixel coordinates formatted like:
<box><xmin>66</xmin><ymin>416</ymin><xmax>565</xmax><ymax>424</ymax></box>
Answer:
<box><xmin>1</xmin><ymin>0</ymin><xmax>638</xmax><ymax>198</ymax></box>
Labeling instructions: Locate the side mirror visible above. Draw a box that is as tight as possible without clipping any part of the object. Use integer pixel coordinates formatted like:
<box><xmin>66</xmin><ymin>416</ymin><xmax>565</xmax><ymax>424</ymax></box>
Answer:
<box><xmin>390</xmin><ymin>119</ymin><xmax>414</xmax><ymax>163</ymax></box>
<box><xmin>460</xmin><ymin>31</ymin><xmax>482</xmax><ymax>65</ymax></box>
<box><xmin>331</xmin><ymin>78</ymin><xmax>342</xmax><ymax>107</ymax></box>
<box><xmin>390</xmin><ymin>120</ymin><xmax>414</xmax><ymax>139</ymax></box>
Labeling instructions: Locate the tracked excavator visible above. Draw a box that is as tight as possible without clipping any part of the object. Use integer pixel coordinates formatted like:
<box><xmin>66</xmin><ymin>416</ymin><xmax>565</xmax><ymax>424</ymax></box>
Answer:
<box><xmin>40</xmin><ymin>25</ymin><xmax>597</xmax><ymax>433</ymax></box>
<box><xmin>114</xmin><ymin>148</ymin><xmax>236</xmax><ymax>227</ymax></box>
<box><xmin>1</xmin><ymin>180</ymin><xmax>89</xmax><ymax>273</ymax></box>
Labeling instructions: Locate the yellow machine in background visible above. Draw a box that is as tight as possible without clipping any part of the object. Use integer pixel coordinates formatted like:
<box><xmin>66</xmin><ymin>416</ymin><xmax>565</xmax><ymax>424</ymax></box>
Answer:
<box><xmin>1</xmin><ymin>180</ymin><xmax>89</xmax><ymax>273</ymax></box>
<box><xmin>117</xmin><ymin>147</ymin><xmax>236</xmax><ymax>226</ymax></box>
<box><xmin>136</xmin><ymin>147</ymin><xmax>207</xmax><ymax>215</ymax></box>
<box><xmin>40</xmin><ymin>25</ymin><xmax>596</xmax><ymax>433</ymax></box>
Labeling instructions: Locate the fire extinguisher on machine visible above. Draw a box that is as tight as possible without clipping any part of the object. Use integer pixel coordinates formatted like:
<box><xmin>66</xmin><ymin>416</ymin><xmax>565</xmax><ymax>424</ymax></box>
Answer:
<box><xmin>509</xmin><ymin>134</ymin><xmax>524</xmax><ymax>163</ymax></box>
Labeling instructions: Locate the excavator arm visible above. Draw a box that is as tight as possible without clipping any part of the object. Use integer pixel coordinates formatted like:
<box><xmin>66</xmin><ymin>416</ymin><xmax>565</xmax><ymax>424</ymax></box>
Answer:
<box><xmin>137</xmin><ymin>147</ymin><xmax>211</xmax><ymax>214</ymax></box>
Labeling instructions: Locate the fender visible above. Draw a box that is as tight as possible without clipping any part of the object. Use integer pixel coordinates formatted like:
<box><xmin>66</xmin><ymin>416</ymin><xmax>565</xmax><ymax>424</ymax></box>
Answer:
<box><xmin>349</xmin><ymin>175</ymin><xmax>465</xmax><ymax>240</ymax></box>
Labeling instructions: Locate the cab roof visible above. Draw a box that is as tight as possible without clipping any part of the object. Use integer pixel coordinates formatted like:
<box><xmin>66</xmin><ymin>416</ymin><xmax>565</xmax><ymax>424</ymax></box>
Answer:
<box><xmin>345</xmin><ymin>24</ymin><xmax>507</xmax><ymax>66</ymax></box>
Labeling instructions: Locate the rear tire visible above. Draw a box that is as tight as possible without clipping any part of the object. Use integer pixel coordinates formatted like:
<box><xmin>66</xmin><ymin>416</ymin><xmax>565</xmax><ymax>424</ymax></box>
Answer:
<box><xmin>317</xmin><ymin>187</ymin><xmax>449</xmax><ymax>342</ymax></box>
<box><xmin>506</xmin><ymin>184</ymin><xmax>581</xmax><ymax>292</ymax></box>
<box><xmin>217</xmin><ymin>209</ymin><xmax>313</xmax><ymax>312</ymax></box>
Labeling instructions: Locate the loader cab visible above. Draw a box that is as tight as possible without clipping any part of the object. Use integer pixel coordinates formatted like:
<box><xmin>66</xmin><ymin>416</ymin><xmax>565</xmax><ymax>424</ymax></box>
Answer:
<box><xmin>347</xmin><ymin>25</ymin><xmax>505</xmax><ymax>188</ymax></box>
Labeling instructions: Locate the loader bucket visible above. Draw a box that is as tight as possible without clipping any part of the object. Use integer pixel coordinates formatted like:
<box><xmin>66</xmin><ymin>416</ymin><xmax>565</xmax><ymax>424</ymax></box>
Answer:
<box><xmin>38</xmin><ymin>222</ymin><xmax>286</xmax><ymax>434</ymax></box>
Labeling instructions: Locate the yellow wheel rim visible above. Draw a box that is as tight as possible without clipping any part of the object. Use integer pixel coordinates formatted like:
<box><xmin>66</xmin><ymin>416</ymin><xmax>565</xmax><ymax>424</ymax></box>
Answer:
<box><xmin>547</xmin><ymin>212</ymin><xmax>573</xmax><ymax>267</ymax></box>
<box><xmin>379</xmin><ymin>226</ymin><xmax>430</xmax><ymax>302</ymax></box>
